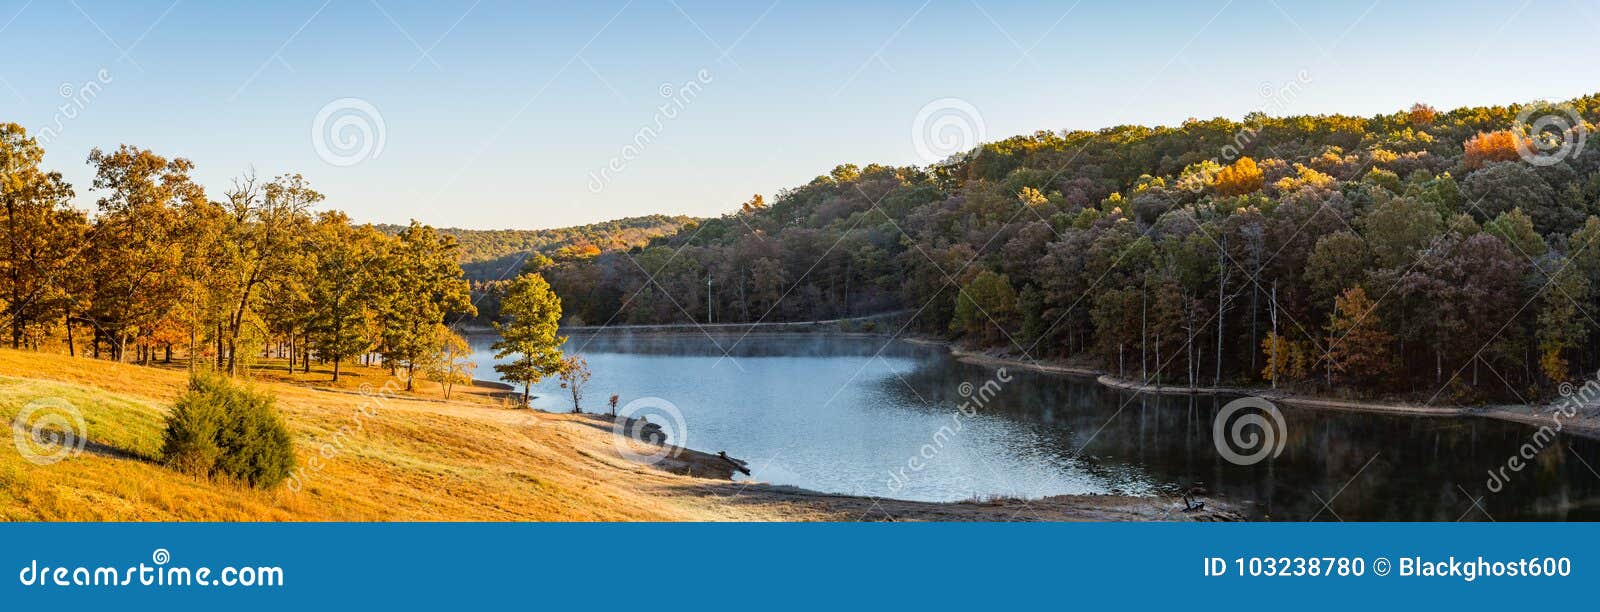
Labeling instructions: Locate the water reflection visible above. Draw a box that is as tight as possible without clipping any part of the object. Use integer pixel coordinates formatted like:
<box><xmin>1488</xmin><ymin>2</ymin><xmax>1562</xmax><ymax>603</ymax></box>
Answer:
<box><xmin>470</xmin><ymin>331</ymin><xmax>1600</xmax><ymax>520</ymax></box>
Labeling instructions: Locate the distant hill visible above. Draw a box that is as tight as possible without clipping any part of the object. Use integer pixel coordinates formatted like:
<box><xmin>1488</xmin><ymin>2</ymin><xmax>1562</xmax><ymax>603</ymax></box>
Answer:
<box><xmin>375</xmin><ymin>214</ymin><xmax>697</xmax><ymax>282</ymax></box>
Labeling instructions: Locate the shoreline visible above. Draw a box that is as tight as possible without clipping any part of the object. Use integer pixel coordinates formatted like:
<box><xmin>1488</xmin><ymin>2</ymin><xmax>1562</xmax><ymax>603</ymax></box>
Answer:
<box><xmin>926</xmin><ymin>340</ymin><xmax>1600</xmax><ymax>441</ymax></box>
<box><xmin>580</xmin><ymin>411</ymin><xmax>1242</xmax><ymax>521</ymax></box>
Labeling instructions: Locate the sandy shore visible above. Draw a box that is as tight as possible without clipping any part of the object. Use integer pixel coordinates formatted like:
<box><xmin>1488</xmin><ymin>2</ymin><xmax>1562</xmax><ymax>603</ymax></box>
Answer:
<box><xmin>683</xmin><ymin>481</ymin><xmax>1243</xmax><ymax>521</ymax></box>
<box><xmin>926</xmin><ymin>341</ymin><xmax>1600</xmax><ymax>441</ymax></box>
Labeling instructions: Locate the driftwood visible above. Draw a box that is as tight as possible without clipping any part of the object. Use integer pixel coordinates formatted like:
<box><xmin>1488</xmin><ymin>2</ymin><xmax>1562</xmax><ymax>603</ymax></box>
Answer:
<box><xmin>638</xmin><ymin>421</ymin><xmax>667</xmax><ymax>445</ymax></box>
<box><xmin>717</xmin><ymin>451</ymin><xmax>752</xmax><ymax>475</ymax></box>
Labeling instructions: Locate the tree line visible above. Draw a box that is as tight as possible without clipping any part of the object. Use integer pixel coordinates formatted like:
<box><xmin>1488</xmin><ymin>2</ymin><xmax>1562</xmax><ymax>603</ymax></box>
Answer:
<box><xmin>543</xmin><ymin>95</ymin><xmax>1600</xmax><ymax>402</ymax></box>
<box><xmin>0</xmin><ymin>123</ymin><xmax>485</xmax><ymax>391</ymax></box>
<box><xmin>376</xmin><ymin>214</ymin><xmax>694</xmax><ymax>286</ymax></box>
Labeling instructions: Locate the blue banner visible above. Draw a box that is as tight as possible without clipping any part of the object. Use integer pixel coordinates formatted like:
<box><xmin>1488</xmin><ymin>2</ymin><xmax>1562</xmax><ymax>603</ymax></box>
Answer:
<box><xmin>1</xmin><ymin>523</ymin><xmax>1591</xmax><ymax>609</ymax></box>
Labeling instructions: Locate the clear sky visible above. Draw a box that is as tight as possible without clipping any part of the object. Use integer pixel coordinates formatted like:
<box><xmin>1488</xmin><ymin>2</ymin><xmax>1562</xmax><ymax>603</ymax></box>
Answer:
<box><xmin>2</xmin><ymin>0</ymin><xmax>1598</xmax><ymax>230</ymax></box>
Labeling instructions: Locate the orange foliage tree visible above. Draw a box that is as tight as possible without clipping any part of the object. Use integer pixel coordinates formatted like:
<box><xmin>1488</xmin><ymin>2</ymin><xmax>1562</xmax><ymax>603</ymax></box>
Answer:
<box><xmin>1214</xmin><ymin>157</ymin><xmax>1264</xmax><ymax>196</ymax></box>
<box><xmin>1407</xmin><ymin>103</ymin><xmax>1438</xmax><ymax>127</ymax></box>
<box><xmin>1463</xmin><ymin>130</ymin><xmax>1527</xmax><ymax>169</ymax></box>
<box><xmin>1324</xmin><ymin>287</ymin><xmax>1394</xmax><ymax>386</ymax></box>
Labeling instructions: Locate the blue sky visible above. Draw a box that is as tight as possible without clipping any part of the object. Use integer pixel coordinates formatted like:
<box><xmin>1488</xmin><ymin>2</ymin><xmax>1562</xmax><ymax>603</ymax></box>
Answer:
<box><xmin>2</xmin><ymin>0</ymin><xmax>1597</xmax><ymax>230</ymax></box>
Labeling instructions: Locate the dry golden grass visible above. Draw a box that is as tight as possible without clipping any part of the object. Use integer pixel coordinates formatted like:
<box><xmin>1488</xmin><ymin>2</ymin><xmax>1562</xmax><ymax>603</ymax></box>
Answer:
<box><xmin>0</xmin><ymin>349</ymin><xmax>827</xmax><ymax>522</ymax></box>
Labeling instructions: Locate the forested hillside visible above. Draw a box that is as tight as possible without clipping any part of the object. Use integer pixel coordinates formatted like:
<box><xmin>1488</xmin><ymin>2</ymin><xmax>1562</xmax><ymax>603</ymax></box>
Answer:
<box><xmin>547</xmin><ymin>95</ymin><xmax>1600</xmax><ymax>402</ymax></box>
<box><xmin>375</xmin><ymin>214</ymin><xmax>696</xmax><ymax>283</ymax></box>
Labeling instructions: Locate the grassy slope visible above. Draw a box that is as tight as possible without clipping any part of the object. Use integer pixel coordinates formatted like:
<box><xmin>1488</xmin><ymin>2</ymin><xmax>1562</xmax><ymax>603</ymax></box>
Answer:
<box><xmin>0</xmin><ymin>350</ymin><xmax>825</xmax><ymax>521</ymax></box>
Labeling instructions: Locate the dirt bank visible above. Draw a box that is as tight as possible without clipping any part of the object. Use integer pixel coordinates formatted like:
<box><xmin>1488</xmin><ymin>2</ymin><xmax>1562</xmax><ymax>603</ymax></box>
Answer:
<box><xmin>682</xmin><ymin>481</ymin><xmax>1242</xmax><ymax>521</ymax></box>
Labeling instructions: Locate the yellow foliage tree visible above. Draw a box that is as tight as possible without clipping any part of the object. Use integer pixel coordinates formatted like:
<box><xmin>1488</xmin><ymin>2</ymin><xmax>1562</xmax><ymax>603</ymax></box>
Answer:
<box><xmin>1214</xmin><ymin>157</ymin><xmax>1264</xmax><ymax>196</ymax></box>
<box><xmin>1017</xmin><ymin>186</ymin><xmax>1048</xmax><ymax>207</ymax></box>
<box><xmin>1260</xmin><ymin>332</ymin><xmax>1310</xmax><ymax>384</ymax></box>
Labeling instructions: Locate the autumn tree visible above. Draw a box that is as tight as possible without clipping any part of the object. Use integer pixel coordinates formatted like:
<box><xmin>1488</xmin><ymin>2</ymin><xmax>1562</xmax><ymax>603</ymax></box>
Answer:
<box><xmin>1214</xmin><ymin>157</ymin><xmax>1265</xmax><ymax>196</ymax></box>
<box><xmin>1324</xmin><ymin>287</ymin><xmax>1394</xmax><ymax>387</ymax></box>
<box><xmin>215</xmin><ymin>173</ymin><xmax>319</xmax><ymax>374</ymax></box>
<box><xmin>1260</xmin><ymin>332</ymin><xmax>1310</xmax><ymax>385</ymax></box>
<box><xmin>84</xmin><ymin>145</ymin><xmax>205</xmax><ymax>361</ymax></box>
<box><xmin>420</xmin><ymin>325</ymin><xmax>475</xmax><ymax>400</ymax></box>
<box><xmin>1463</xmin><ymin>130</ymin><xmax>1526</xmax><ymax>170</ymax></box>
<box><xmin>950</xmin><ymin>269</ymin><xmax>1017</xmax><ymax>343</ymax></box>
<box><xmin>1407</xmin><ymin>103</ymin><xmax>1438</xmax><ymax>127</ymax></box>
<box><xmin>740</xmin><ymin>193</ymin><xmax>766</xmax><ymax>214</ymax></box>
<box><xmin>492</xmin><ymin>271</ymin><xmax>565</xmax><ymax>407</ymax></box>
<box><xmin>305</xmin><ymin>212</ymin><xmax>383</xmax><ymax>382</ymax></box>
<box><xmin>379</xmin><ymin>222</ymin><xmax>476</xmax><ymax>390</ymax></box>
<box><xmin>0</xmin><ymin>124</ymin><xmax>86</xmax><ymax>349</ymax></box>
<box><xmin>557</xmin><ymin>354</ymin><xmax>591</xmax><ymax>413</ymax></box>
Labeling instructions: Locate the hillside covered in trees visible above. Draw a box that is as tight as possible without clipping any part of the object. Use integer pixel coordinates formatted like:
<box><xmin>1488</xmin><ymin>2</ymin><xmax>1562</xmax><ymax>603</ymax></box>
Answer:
<box><xmin>546</xmin><ymin>94</ymin><xmax>1600</xmax><ymax>403</ymax></box>
<box><xmin>375</xmin><ymin>214</ymin><xmax>696</xmax><ymax>283</ymax></box>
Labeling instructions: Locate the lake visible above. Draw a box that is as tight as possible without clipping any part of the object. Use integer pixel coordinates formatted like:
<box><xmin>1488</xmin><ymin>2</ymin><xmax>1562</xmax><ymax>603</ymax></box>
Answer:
<box><xmin>470</xmin><ymin>331</ymin><xmax>1600</xmax><ymax>520</ymax></box>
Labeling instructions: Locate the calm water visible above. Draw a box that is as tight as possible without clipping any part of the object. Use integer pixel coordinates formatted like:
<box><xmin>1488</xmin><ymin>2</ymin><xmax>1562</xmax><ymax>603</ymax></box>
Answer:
<box><xmin>470</xmin><ymin>332</ymin><xmax>1600</xmax><ymax>520</ymax></box>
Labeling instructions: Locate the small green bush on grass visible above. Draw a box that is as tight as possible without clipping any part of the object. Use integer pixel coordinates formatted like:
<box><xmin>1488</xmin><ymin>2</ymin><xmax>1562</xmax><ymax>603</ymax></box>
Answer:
<box><xmin>161</xmin><ymin>374</ymin><xmax>295</xmax><ymax>488</ymax></box>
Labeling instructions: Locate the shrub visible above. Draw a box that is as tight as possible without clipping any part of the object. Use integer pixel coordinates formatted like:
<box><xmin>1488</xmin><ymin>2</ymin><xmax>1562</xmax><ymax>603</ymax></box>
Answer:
<box><xmin>160</xmin><ymin>377</ymin><xmax>227</xmax><ymax>477</ymax></box>
<box><xmin>161</xmin><ymin>374</ymin><xmax>295</xmax><ymax>488</ymax></box>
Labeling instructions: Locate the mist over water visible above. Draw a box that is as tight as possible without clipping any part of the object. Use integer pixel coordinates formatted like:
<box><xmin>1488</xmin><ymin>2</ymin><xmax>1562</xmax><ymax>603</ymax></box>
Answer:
<box><xmin>471</xmin><ymin>332</ymin><xmax>1600</xmax><ymax>520</ymax></box>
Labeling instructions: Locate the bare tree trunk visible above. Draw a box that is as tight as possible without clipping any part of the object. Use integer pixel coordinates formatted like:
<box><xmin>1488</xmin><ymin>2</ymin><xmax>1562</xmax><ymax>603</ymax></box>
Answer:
<box><xmin>1269</xmin><ymin>281</ymin><xmax>1278</xmax><ymax>389</ymax></box>
<box><xmin>1155</xmin><ymin>335</ymin><xmax>1161</xmax><ymax>386</ymax></box>
<box><xmin>1215</xmin><ymin>245</ymin><xmax>1228</xmax><ymax>386</ymax></box>
<box><xmin>1140</xmin><ymin>290</ymin><xmax>1148</xmax><ymax>380</ymax></box>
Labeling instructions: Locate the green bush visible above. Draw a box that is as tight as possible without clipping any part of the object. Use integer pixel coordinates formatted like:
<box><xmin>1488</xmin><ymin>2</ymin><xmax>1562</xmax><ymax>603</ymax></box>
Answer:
<box><xmin>161</xmin><ymin>374</ymin><xmax>295</xmax><ymax>488</ymax></box>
